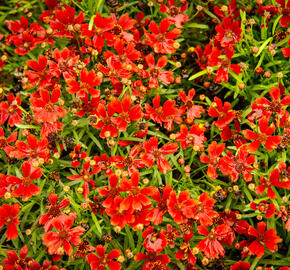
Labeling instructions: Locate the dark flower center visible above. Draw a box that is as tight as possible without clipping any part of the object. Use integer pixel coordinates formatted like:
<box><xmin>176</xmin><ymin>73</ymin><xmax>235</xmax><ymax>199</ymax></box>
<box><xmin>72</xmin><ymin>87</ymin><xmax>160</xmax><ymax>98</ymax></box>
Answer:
<box><xmin>45</xmin><ymin>103</ymin><xmax>55</xmax><ymax>112</ymax></box>
<box><xmin>112</xmin><ymin>24</ymin><xmax>123</xmax><ymax>36</ymax></box>
<box><xmin>170</xmin><ymin>7</ymin><xmax>179</xmax><ymax>17</ymax></box>
<box><xmin>58</xmin><ymin>230</ymin><xmax>68</xmax><ymax>239</ymax></box>
<box><xmin>48</xmin><ymin>205</ymin><xmax>61</xmax><ymax>217</ymax></box>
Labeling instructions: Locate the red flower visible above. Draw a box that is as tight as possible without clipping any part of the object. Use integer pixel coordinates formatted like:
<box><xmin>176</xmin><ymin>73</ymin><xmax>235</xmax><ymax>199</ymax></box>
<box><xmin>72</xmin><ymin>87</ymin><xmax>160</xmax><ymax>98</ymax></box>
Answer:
<box><xmin>119</xmin><ymin>171</ymin><xmax>155</xmax><ymax>211</ymax></box>
<box><xmin>48</xmin><ymin>47</ymin><xmax>79</xmax><ymax>80</ymax></box>
<box><xmin>67</xmin><ymin>162</ymin><xmax>96</xmax><ymax>199</ymax></box>
<box><xmin>176</xmin><ymin>123</ymin><xmax>206</xmax><ymax>150</ymax></box>
<box><xmin>10</xmin><ymin>134</ymin><xmax>49</xmax><ymax>161</ymax></box>
<box><xmin>175</xmin><ymin>231</ymin><xmax>196</xmax><ymax>265</ymax></box>
<box><xmin>243</xmin><ymin>117</ymin><xmax>282</xmax><ymax>152</ymax></box>
<box><xmin>106</xmin><ymin>13</ymin><xmax>136</xmax><ymax>46</ymax></box>
<box><xmin>69</xmin><ymin>144</ymin><xmax>88</xmax><ymax>168</ymax></box>
<box><xmin>230</xmin><ymin>261</ymin><xmax>250</xmax><ymax>270</ymax></box>
<box><xmin>250</xmin><ymin>200</ymin><xmax>276</xmax><ymax>218</ymax></box>
<box><xmin>178</xmin><ymin>89</ymin><xmax>204</xmax><ymax>120</ymax></box>
<box><xmin>135</xmin><ymin>251</ymin><xmax>170</xmax><ymax>270</ymax></box>
<box><xmin>143</xmin><ymin>55</ymin><xmax>174</xmax><ymax>88</ymax></box>
<box><xmin>30</xmin><ymin>89</ymin><xmax>67</xmax><ymax>123</ymax></box>
<box><xmin>247</xmin><ymin>222</ymin><xmax>282</xmax><ymax>258</ymax></box>
<box><xmin>66</xmin><ymin>68</ymin><xmax>102</xmax><ymax>99</ymax></box>
<box><xmin>276</xmin><ymin>0</ymin><xmax>290</xmax><ymax>27</ymax></box>
<box><xmin>214</xmin><ymin>0</ymin><xmax>241</xmax><ymax>20</ymax></box>
<box><xmin>194</xmin><ymin>43</ymin><xmax>221</xmax><ymax>70</ymax></box>
<box><xmin>221</xmin><ymin>120</ymin><xmax>247</xmax><ymax>149</ymax></box>
<box><xmin>255</xmin><ymin>167</ymin><xmax>290</xmax><ymax>200</ymax></box>
<box><xmin>200</xmin><ymin>141</ymin><xmax>225</xmax><ymax>179</ymax></box>
<box><xmin>160</xmin><ymin>0</ymin><xmax>188</xmax><ymax>28</ymax></box>
<box><xmin>42</xmin><ymin>215</ymin><xmax>85</xmax><ymax>256</ymax></box>
<box><xmin>141</xmin><ymin>137</ymin><xmax>178</xmax><ymax>173</ymax></box>
<box><xmin>192</xmin><ymin>193</ymin><xmax>219</xmax><ymax>226</ymax></box>
<box><xmin>145</xmin><ymin>18</ymin><xmax>181</xmax><ymax>54</ymax></box>
<box><xmin>197</xmin><ymin>224</ymin><xmax>231</xmax><ymax>259</ymax></box>
<box><xmin>13</xmin><ymin>33</ymin><xmax>37</xmax><ymax>55</ymax></box>
<box><xmin>215</xmin><ymin>17</ymin><xmax>241</xmax><ymax>47</ymax></box>
<box><xmin>208</xmin><ymin>97</ymin><xmax>235</xmax><ymax>129</ymax></box>
<box><xmin>145</xmin><ymin>94</ymin><xmax>177</xmax><ymax>126</ymax></box>
<box><xmin>0</xmin><ymin>94</ymin><xmax>22</xmax><ymax>127</ymax></box>
<box><xmin>50</xmin><ymin>6</ymin><xmax>84</xmax><ymax>38</ymax></box>
<box><xmin>151</xmin><ymin>185</ymin><xmax>173</xmax><ymax>225</ymax></box>
<box><xmin>143</xmin><ymin>226</ymin><xmax>167</xmax><ymax>253</ymax></box>
<box><xmin>39</xmin><ymin>193</ymin><xmax>70</xmax><ymax>232</ymax></box>
<box><xmin>110</xmin><ymin>96</ymin><xmax>143</xmax><ymax>131</ymax></box>
<box><xmin>7</xmin><ymin>160</ymin><xmax>42</xmax><ymax>201</ymax></box>
<box><xmin>26</xmin><ymin>55</ymin><xmax>51</xmax><ymax>87</ymax></box>
<box><xmin>167</xmin><ymin>190</ymin><xmax>195</xmax><ymax>224</ymax></box>
<box><xmin>105</xmin><ymin>196</ymin><xmax>134</xmax><ymax>229</ymax></box>
<box><xmin>97</xmin><ymin>174</ymin><xmax>121</xmax><ymax>208</ymax></box>
<box><xmin>87</xmin><ymin>245</ymin><xmax>121</xmax><ymax>270</ymax></box>
<box><xmin>0</xmin><ymin>203</ymin><xmax>20</xmax><ymax>240</ymax></box>
<box><xmin>160</xmin><ymin>224</ymin><xmax>179</xmax><ymax>248</ymax></box>
<box><xmin>0</xmin><ymin>127</ymin><xmax>17</xmax><ymax>156</ymax></box>
<box><xmin>94</xmin><ymin>103</ymin><xmax>119</xmax><ymax>139</ymax></box>
<box><xmin>2</xmin><ymin>245</ymin><xmax>34</xmax><ymax>269</ymax></box>
<box><xmin>254</xmin><ymin>83</ymin><xmax>290</xmax><ymax>118</ymax></box>
<box><xmin>219</xmin><ymin>149</ymin><xmax>255</xmax><ymax>182</ymax></box>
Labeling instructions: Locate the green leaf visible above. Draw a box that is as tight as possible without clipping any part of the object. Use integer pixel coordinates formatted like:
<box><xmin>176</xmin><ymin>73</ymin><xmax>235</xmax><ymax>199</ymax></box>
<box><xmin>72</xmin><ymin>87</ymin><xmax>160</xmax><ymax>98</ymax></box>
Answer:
<box><xmin>189</xmin><ymin>69</ymin><xmax>208</xmax><ymax>81</ymax></box>
<box><xmin>91</xmin><ymin>213</ymin><xmax>102</xmax><ymax>238</ymax></box>
<box><xmin>87</xmin><ymin>131</ymin><xmax>104</xmax><ymax>151</ymax></box>
<box><xmin>187</xmin><ymin>23</ymin><xmax>209</xmax><ymax>29</ymax></box>
<box><xmin>255</xmin><ymin>37</ymin><xmax>273</xmax><ymax>57</ymax></box>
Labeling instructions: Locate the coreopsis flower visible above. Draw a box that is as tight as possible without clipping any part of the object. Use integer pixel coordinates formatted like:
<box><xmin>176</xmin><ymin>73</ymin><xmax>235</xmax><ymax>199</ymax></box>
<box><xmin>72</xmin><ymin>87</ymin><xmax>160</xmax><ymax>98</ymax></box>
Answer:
<box><xmin>175</xmin><ymin>231</ymin><xmax>196</xmax><ymax>265</ymax></box>
<box><xmin>13</xmin><ymin>32</ymin><xmax>37</xmax><ymax>55</ymax></box>
<box><xmin>30</xmin><ymin>89</ymin><xmax>67</xmax><ymax>123</ymax></box>
<box><xmin>69</xmin><ymin>144</ymin><xmax>88</xmax><ymax>167</ymax></box>
<box><xmin>208</xmin><ymin>97</ymin><xmax>236</xmax><ymax>129</ymax></box>
<box><xmin>87</xmin><ymin>245</ymin><xmax>121</xmax><ymax>270</ymax></box>
<box><xmin>214</xmin><ymin>0</ymin><xmax>241</xmax><ymax>20</ymax></box>
<box><xmin>73</xmin><ymin>95</ymin><xmax>102</xmax><ymax>118</ymax></box>
<box><xmin>145</xmin><ymin>94</ymin><xmax>178</xmax><ymax>127</ymax></box>
<box><xmin>247</xmin><ymin>222</ymin><xmax>282</xmax><ymax>258</ymax></box>
<box><xmin>145</xmin><ymin>18</ymin><xmax>181</xmax><ymax>54</ymax></box>
<box><xmin>81</xmin><ymin>13</ymin><xmax>114</xmax><ymax>52</ymax></box>
<box><xmin>151</xmin><ymin>185</ymin><xmax>173</xmax><ymax>225</ymax></box>
<box><xmin>197</xmin><ymin>224</ymin><xmax>231</xmax><ymax>259</ymax></box>
<box><xmin>119</xmin><ymin>171</ymin><xmax>155</xmax><ymax>211</ymax></box>
<box><xmin>176</xmin><ymin>123</ymin><xmax>206</xmax><ymax>150</ymax></box>
<box><xmin>243</xmin><ymin>117</ymin><xmax>282</xmax><ymax>152</ymax></box>
<box><xmin>219</xmin><ymin>149</ymin><xmax>255</xmax><ymax>182</ymax></box>
<box><xmin>276</xmin><ymin>0</ymin><xmax>290</xmax><ymax>27</ymax></box>
<box><xmin>2</xmin><ymin>245</ymin><xmax>34</xmax><ymax>269</ymax></box>
<box><xmin>89</xmin><ymin>196</ymin><xmax>105</xmax><ymax>215</ymax></box>
<box><xmin>97</xmin><ymin>174</ymin><xmax>121</xmax><ymax>208</ymax></box>
<box><xmin>167</xmin><ymin>190</ymin><xmax>195</xmax><ymax>224</ymax></box>
<box><xmin>105</xmin><ymin>13</ymin><xmax>136</xmax><ymax>46</ymax></box>
<box><xmin>50</xmin><ymin>5</ymin><xmax>84</xmax><ymax>38</ymax></box>
<box><xmin>105</xmin><ymin>196</ymin><xmax>134</xmax><ymax>229</ymax></box>
<box><xmin>66</xmin><ymin>68</ymin><xmax>102</xmax><ymax>99</ymax></box>
<box><xmin>48</xmin><ymin>48</ymin><xmax>79</xmax><ymax>80</ymax></box>
<box><xmin>253</xmin><ymin>83</ymin><xmax>290</xmax><ymax>119</ymax></box>
<box><xmin>39</xmin><ymin>193</ymin><xmax>70</xmax><ymax>232</ymax></box>
<box><xmin>255</xmin><ymin>167</ymin><xmax>290</xmax><ymax>200</ymax></box>
<box><xmin>194</xmin><ymin>43</ymin><xmax>221</xmax><ymax>70</ymax></box>
<box><xmin>250</xmin><ymin>200</ymin><xmax>276</xmax><ymax>218</ymax></box>
<box><xmin>109</xmin><ymin>96</ymin><xmax>143</xmax><ymax>131</ymax></box>
<box><xmin>67</xmin><ymin>162</ymin><xmax>96</xmax><ymax>199</ymax></box>
<box><xmin>160</xmin><ymin>224</ymin><xmax>179</xmax><ymax>248</ymax></box>
<box><xmin>93</xmin><ymin>103</ymin><xmax>119</xmax><ymax>139</ymax></box>
<box><xmin>128</xmin><ymin>205</ymin><xmax>153</xmax><ymax>228</ymax></box>
<box><xmin>160</xmin><ymin>0</ymin><xmax>188</xmax><ymax>28</ymax></box>
<box><xmin>7</xmin><ymin>160</ymin><xmax>42</xmax><ymax>200</ymax></box>
<box><xmin>282</xmin><ymin>38</ymin><xmax>290</xmax><ymax>57</ymax></box>
<box><xmin>0</xmin><ymin>203</ymin><xmax>20</xmax><ymax>240</ymax></box>
<box><xmin>135</xmin><ymin>251</ymin><xmax>170</xmax><ymax>270</ymax></box>
<box><xmin>42</xmin><ymin>215</ymin><xmax>85</xmax><ymax>256</ymax></box>
<box><xmin>10</xmin><ymin>134</ymin><xmax>49</xmax><ymax>161</ymax></box>
<box><xmin>26</xmin><ymin>55</ymin><xmax>51</xmax><ymax>87</ymax></box>
<box><xmin>0</xmin><ymin>126</ymin><xmax>17</xmax><ymax>156</ymax></box>
<box><xmin>230</xmin><ymin>261</ymin><xmax>250</xmax><ymax>270</ymax></box>
<box><xmin>143</xmin><ymin>54</ymin><xmax>174</xmax><ymax>88</ymax></box>
<box><xmin>192</xmin><ymin>193</ymin><xmax>219</xmax><ymax>226</ymax></box>
<box><xmin>141</xmin><ymin>137</ymin><xmax>178</xmax><ymax>173</ymax></box>
<box><xmin>178</xmin><ymin>89</ymin><xmax>204</xmax><ymax>120</ymax></box>
<box><xmin>0</xmin><ymin>94</ymin><xmax>22</xmax><ymax>127</ymax></box>
<box><xmin>221</xmin><ymin>120</ymin><xmax>247</xmax><ymax>149</ymax></box>
<box><xmin>143</xmin><ymin>226</ymin><xmax>167</xmax><ymax>253</ymax></box>
<box><xmin>200</xmin><ymin>141</ymin><xmax>225</xmax><ymax>179</ymax></box>
<box><xmin>215</xmin><ymin>17</ymin><xmax>241</xmax><ymax>47</ymax></box>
